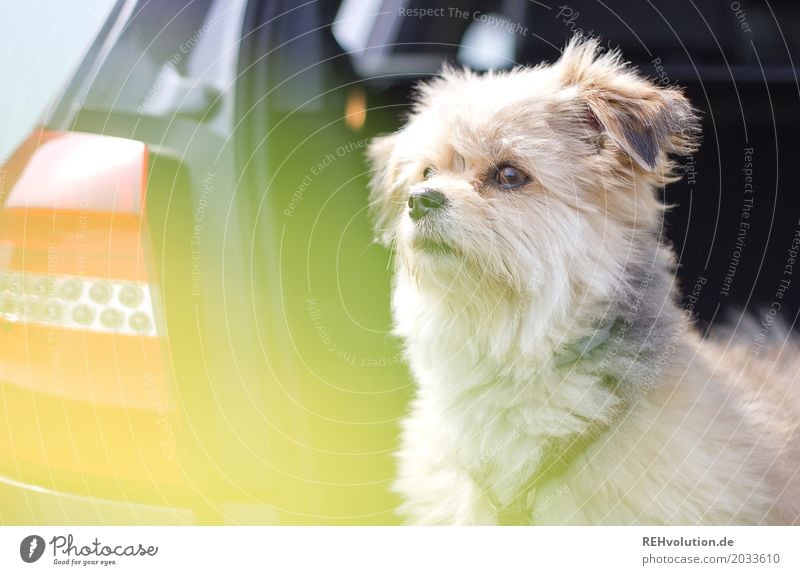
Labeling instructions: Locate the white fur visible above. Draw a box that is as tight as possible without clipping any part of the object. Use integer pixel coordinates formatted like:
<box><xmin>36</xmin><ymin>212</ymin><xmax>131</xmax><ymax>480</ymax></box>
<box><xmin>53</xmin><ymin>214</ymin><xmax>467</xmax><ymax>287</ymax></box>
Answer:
<box><xmin>368</xmin><ymin>38</ymin><xmax>800</xmax><ymax>525</ymax></box>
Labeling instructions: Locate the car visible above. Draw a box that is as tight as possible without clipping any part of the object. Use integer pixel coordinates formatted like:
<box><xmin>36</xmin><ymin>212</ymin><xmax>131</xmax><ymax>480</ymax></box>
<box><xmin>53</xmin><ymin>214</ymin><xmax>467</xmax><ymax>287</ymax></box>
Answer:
<box><xmin>1</xmin><ymin>0</ymin><xmax>798</xmax><ymax>525</ymax></box>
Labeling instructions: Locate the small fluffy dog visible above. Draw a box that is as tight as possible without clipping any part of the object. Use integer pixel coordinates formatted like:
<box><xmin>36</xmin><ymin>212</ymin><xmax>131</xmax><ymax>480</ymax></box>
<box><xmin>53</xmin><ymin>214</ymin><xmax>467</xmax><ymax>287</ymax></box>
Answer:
<box><xmin>367</xmin><ymin>38</ymin><xmax>800</xmax><ymax>525</ymax></box>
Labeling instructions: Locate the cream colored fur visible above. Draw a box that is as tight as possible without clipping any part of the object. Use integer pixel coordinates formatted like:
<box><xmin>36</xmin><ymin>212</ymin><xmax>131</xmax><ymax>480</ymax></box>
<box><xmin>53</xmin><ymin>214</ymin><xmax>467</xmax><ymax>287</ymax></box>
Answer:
<box><xmin>367</xmin><ymin>38</ymin><xmax>800</xmax><ymax>525</ymax></box>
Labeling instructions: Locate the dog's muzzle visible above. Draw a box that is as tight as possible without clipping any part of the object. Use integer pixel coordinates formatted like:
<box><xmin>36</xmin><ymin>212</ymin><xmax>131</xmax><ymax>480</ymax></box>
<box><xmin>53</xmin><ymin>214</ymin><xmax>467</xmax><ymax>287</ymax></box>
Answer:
<box><xmin>408</xmin><ymin>188</ymin><xmax>447</xmax><ymax>221</ymax></box>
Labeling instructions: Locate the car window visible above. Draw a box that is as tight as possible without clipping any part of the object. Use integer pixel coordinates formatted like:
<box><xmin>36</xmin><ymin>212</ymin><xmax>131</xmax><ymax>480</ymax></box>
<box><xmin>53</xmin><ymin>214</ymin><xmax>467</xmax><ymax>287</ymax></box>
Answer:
<box><xmin>81</xmin><ymin>0</ymin><xmax>245</xmax><ymax>133</ymax></box>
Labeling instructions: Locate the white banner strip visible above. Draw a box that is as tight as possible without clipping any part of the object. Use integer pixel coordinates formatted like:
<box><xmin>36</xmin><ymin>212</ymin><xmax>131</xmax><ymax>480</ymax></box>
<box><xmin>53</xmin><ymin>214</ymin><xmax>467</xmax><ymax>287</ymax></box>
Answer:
<box><xmin>1</xmin><ymin>526</ymin><xmax>798</xmax><ymax>574</ymax></box>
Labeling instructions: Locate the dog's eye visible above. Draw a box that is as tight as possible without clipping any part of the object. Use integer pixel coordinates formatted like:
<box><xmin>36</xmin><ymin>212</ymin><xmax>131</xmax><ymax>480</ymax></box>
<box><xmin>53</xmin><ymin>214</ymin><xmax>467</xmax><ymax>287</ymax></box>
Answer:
<box><xmin>423</xmin><ymin>166</ymin><xmax>435</xmax><ymax>179</ymax></box>
<box><xmin>493</xmin><ymin>164</ymin><xmax>529</xmax><ymax>189</ymax></box>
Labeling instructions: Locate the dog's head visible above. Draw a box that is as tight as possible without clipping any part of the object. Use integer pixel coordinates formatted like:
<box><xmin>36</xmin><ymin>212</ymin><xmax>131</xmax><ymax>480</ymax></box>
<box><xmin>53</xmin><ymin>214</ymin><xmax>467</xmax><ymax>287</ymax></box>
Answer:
<box><xmin>367</xmin><ymin>38</ymin><xmax>699</xmax><ymax>308</ymax></box>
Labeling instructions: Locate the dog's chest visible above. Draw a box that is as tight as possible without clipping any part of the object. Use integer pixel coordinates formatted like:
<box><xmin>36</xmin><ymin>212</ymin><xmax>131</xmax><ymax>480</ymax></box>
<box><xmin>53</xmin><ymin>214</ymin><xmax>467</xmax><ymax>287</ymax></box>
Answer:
<box><xmin>416</xmin><ymin>355</ymin><xmax>617</xmax><ymax>506</ymax></box>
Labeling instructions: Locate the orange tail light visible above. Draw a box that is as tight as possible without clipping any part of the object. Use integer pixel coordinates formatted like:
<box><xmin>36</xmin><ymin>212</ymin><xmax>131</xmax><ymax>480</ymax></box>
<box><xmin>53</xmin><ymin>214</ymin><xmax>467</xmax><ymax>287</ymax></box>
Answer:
<box><xmin>0</xmin><ymin>129</ymin><xmax>181</xmax><ymax>495</ymax></box>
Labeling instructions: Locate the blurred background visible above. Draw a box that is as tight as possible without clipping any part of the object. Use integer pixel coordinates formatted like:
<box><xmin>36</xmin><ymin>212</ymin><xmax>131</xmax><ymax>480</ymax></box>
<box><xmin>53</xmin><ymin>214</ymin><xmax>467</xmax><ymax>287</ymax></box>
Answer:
<box><xmin>0</xmin><ymin>0</ymin><xmax>116</xmax><ymax>161</ymax></box>
<box><xmin>0</xmin><ymin>0</ymin><xmax>798</xmax><ymax>525</ymax></box>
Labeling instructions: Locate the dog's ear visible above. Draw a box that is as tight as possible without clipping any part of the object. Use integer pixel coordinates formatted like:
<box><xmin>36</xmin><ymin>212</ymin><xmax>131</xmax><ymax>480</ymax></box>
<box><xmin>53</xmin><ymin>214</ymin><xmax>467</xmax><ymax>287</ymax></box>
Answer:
<box><xmin>557</xmin><ymin>37</ymin><xmax>700</xmax><ymax>170</ymax></box>
<box><xmin>366</xmin><ymin>133</ymin><xmax>404</xmax><ymax>247</ymax></box>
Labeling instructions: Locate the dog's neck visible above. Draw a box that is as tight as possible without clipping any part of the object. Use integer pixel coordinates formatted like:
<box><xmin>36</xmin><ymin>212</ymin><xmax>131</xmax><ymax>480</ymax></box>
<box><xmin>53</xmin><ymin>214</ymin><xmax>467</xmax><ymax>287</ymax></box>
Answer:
<box><xmin>394</xmin><ymin>237</ymin><xmax>683</xmax><ymax>384</ymax></box>
<box><xmin>392</xmin><ymin>240</ymin><xmax>687</xmax><ymax>511</ymax></box>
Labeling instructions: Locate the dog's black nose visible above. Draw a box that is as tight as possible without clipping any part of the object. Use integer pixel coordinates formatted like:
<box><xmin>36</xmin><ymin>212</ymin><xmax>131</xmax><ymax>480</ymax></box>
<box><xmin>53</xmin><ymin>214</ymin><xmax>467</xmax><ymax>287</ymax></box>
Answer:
<box><xmin>408</xmin><ymin>189</ymin><xmax>447</xmax><ymax>221</ymax></box>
